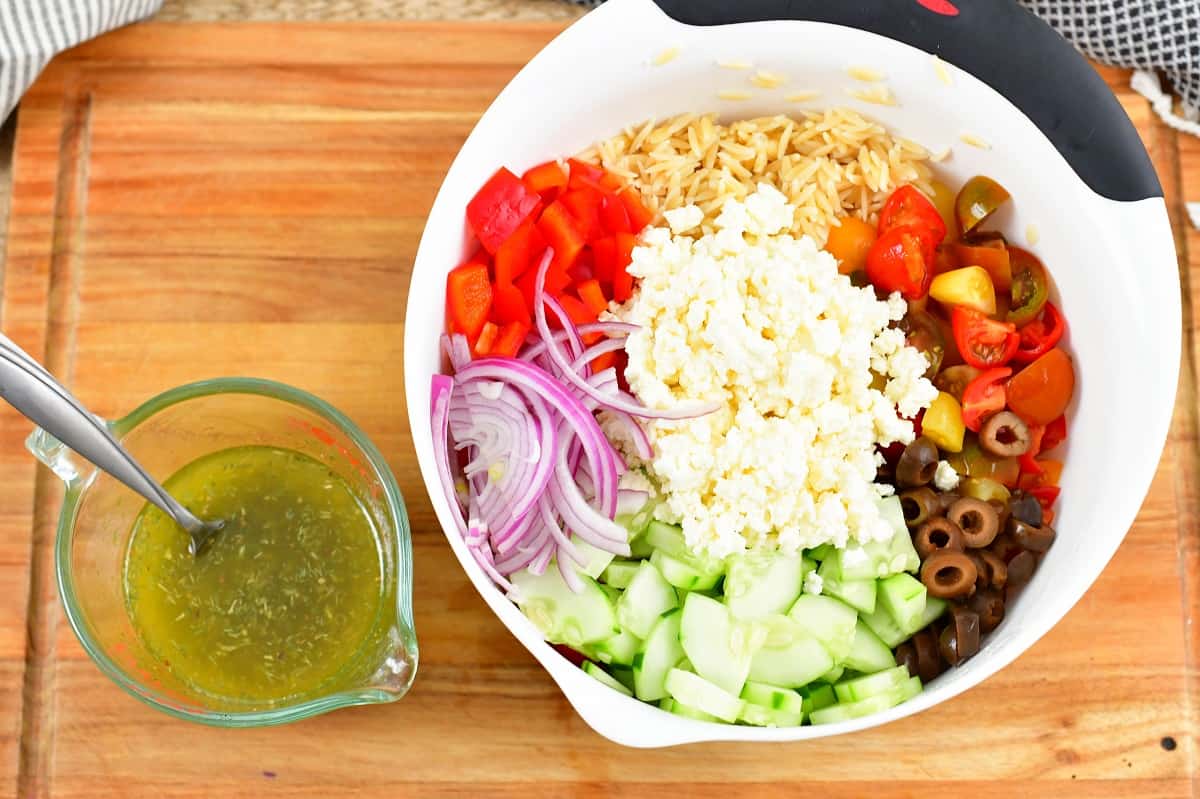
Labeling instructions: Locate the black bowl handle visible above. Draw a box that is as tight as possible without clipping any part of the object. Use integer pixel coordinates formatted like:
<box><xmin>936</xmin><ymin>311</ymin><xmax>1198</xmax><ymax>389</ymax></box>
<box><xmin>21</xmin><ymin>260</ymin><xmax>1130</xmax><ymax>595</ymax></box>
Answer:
<box><xmin>650</xmin><ymin>0</ymin><xmax>1161</xmax><ymax>202</ymax></box>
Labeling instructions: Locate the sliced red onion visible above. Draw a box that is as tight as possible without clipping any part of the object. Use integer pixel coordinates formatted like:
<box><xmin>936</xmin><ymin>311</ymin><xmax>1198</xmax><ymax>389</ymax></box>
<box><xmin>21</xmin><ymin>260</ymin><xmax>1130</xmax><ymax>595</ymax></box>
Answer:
<box><xmin>543</xmin><ymin>294</ymin><xmax>586</xmax><ymax>362</ymax></box>
<box><xmin>616</xmin><ymin>489</ymin><xmax>650</xmax><ymax>517</ymax></box>
<box><xmin>569</xmin><ymin>337</ymin><xmax>628</xmax><ymax>374</ymax></box>
<box><xmin>519</xmin><ymin>321</ymin><xmax>638</xmax><ymax>362</ymax></box>
<box><xmin>431</xmin><ymin>375</ymin><xmax>467</xmax><ymax>534</ymax></box>
<box><xmin>442</xmin><ymin>333</ymin><xmax>472</xmax><ymax>372</ymax></box>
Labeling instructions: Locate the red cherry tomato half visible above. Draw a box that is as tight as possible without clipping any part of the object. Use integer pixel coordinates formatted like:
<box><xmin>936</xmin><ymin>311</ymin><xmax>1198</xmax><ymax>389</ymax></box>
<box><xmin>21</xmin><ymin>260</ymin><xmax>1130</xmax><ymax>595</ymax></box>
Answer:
<box><xmin>878</xmin><ymin>185</ymin><xmax>947</xmax><ymax>246</ymax></box>
<box><xmin>951</xmin><ymin>307</ymin><xmax>1019</xmax><ymax>369</ymax></box>
<box><xmin>961</xmin><ymin>366</ymin><xmax>1011</xmax><ymax>432</ymax></box>
<box><xmin>865</xmin><ymin>224</ymin><xmax>935</xmax><ymax>300</ymax></box>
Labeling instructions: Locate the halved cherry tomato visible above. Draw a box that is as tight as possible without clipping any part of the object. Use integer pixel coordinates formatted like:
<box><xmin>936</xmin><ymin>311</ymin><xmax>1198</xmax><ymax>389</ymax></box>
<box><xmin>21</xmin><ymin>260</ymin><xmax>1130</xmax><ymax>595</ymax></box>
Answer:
<box><xmin>928</xmin><ymin>181</ymin><xmax>958</xmax><ymax>242</ymax></box>
<box><xmin>1006</xmin><ymin>246</ymin><xmax>1050</xmax><ymax>326</ymax></box>
<box><xmin>952</xmin><ymin>238</ymin><xmax>1012</xmax><ymax>291</ymax></box>
<box><xmin>934</xmin><ymin>364</ymin><xmax>981</xmax><ymax>401</ymax></box>
<box><xmin>961</xmin><ymin>367</ymin><xmax>1011</xmax><ymax>432</ymax></box>
<box><xmin>826</xmin><ymin>216</ymin><xmax>877</xmax><ymax>274</ymax></box>
<box><xmin>521</xmin><ymin>160</ymin><xmax>568</xmax><ymax>200</ymax></box>
<box><xmin>878</xmin><ymin>185</ymin><xmax>946</xmax><ymax>245</ymax></box>
<box><xmin>898</xmin><ymin>309</ymin><xmax>945</xmax><ymax>379</ymax></box>
<box><xmin>1041</xmin><ymin>415</ymin><xmax>1067</xmax><ymax>451</ymax></box>
<box><xmin>1008</xmin><ymin>347</ymin><xmax>1075</xmax><ymax>425</ymax></box>
<box><xmin>446</xmin><ymin>260</ymin><xmax>493</xmax><ymax>341</ymax></box>
<box><xmin>930</xmin><ymin>266</ymin><xmax>997</xmax><ymax>315</ymax></box>
<box><xmin>1012</xmin><ymin>302</ymin><xmax>1065</xmax><ymax>362</ymax></box>
<box><xmin>954</xmin><ymin>175</ymin><xmax>1010</xmax><ymax>237</ymax></box>
<box><xmin>951</xmin><ymin>307</ymin><xmax>1019</xmax><ymax>369</ymax></box>
<box><xmin>467</xmin><ymin>168</ymin><xmax>542</xmax><ymax>254</ymax></box>
<box><xmin>865</xmin><ymin>225</ymin><xmax>934</xmax><ymax>299</ymax></box>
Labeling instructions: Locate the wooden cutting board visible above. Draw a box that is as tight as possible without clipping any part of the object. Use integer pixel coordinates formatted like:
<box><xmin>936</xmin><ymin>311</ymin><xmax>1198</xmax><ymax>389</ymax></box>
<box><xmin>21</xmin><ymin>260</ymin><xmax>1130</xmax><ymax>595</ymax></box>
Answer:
<box><xmin>1</xmin><ymin>21</ymin><xmax>1197</xmax><ymax>799</ymax></box>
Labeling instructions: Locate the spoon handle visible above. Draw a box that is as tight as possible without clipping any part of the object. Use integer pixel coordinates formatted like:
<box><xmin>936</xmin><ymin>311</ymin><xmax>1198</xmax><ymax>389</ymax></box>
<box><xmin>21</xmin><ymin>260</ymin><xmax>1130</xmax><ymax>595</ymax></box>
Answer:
<box><xmin>0</xmin><ymin>332</ymin><xmax>203</xmax><ymax>534</ymax></box>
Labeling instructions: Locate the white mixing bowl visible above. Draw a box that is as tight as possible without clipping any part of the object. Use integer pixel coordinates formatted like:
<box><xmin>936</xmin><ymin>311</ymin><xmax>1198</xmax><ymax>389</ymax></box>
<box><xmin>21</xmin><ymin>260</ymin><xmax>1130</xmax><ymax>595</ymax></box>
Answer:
<box><xmin>404</xmin><ymin>0</ymin><xmax>1180</xmax><ymax>747</ymax></box>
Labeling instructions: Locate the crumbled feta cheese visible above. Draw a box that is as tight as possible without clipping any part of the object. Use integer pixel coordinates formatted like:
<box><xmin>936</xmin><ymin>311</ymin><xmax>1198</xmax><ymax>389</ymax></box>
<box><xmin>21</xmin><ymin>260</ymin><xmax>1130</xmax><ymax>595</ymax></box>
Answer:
<box><xmin>804</xmin><ymin>570</ymin><xmax>824</xmax><ymax>596</ymax></box>
<box><xmin>934</xmin><ymin>460</ymin><xmax>961</xmax><ymax>491</ymax></box>
<box><xmin>840</xmin><ymin>546</ymin><xmax>869</xmax><ymax>568</ymax></box>
<box><xmin>663</xmin><ymin>205</ymin><xmax>704</xmax><ymax>235</ymax></box>
<box><xmin>615</xmin><ymin>184</ymin><xmax>937</xmax><ymax>558</ymax></box>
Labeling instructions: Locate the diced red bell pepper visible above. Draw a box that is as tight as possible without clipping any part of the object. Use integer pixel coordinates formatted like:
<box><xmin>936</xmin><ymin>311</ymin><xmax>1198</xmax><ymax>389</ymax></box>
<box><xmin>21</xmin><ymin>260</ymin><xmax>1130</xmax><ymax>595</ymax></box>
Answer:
<box><xmin>537</xmin><ymin>201</ymin><xmax>587</xmax><ymax>272</ymax></box>
<box><xmin>522</xmin><ymin>160</ymin><xmax>568</xmax><ymax>200</ymax></box>
<box><xmin>490</xmin><ymin>321</ymin><xmax>530</xmax><ymax>358</ymax></box>
<box><xmin>618</xmin><ymin>188</ymin><xmax>655</xmax><ymax>231</ymax></box>
<box><xmin>491</xmin><ymin>281</ymin><xmax>531</xmax><ymax>327</ymax></box>
<box><xmin>560</xmin><ymin>187</ymin><xmax>606</xmax><ymax>241</ymax></box>
<box><xmin>472</xmin><ymin>321</ymin><xmax>499</xmax><ymax>358</ymax></box>
<box><xmin>1026</xmin><ymin>484</ymin><xmax>1061</xmax><ymax>512</ymax></box>
<box><xmin>1018</xmin><ymin>423</ymin><xmax>1046</xmax><ymax>475</ymax></box>
<box><xmin>611</xmin><ymin>232</ymin><xmax>638</xmax><ymax>303</ymax></box>
<box><xmin>557</xmin><ymin>294</ymin><xmax>602</xmax><ymax>344</ymax></box>
<box><xmin>566</xmin><ymin>158</ymin><xmax>623</xmax><ymax>193</ymax></box>
<box><xmin>446</xmin><ymin>261</ymin><xmax>493</xmax><ymax>341</ymax></box>
<box><xmin>577</xmin><ymin>279</ymin><xmax>609</xmax><ymax>317</ymax></box>
<box><xmin>494</xmin><ymin>219</ymin><xmax>545</xmax><ymax>285</ymax></box>
<box><xmin>467</xmin><ymin>168</ymin><xmax>542</xmax><ymax>254</ymax></box>
<box><xmin>1041</xmin><ymin>415</ymin><xmax>1067</xmax><ymax>451</ymax></box>
<box><xmin>600</xmin><ymin>193</ymin><xmax>633</xmax><ymax>235</ymax></box>
<box><xmin>568</xmin><ymin>249</ymin><xmax>595</xmax><ymax>285</ymax></box>
<box><xmin>516</xmin><ymin>258</ymin><xmax>570</xmax><ymax>314</ymax></box>
<box><xmin>591</xmin><ymin>235</ymin><xmax>618</xmax><ymax>287</ymax></box>
<box><xmin>590</xmin><ymin>351</ymin><xmax>617</xmax><ymax>373</ymax></box>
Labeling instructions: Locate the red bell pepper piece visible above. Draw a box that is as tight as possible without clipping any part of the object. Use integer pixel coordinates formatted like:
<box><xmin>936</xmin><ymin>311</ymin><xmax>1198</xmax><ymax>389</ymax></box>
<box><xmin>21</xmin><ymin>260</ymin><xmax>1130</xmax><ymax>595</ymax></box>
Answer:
<box><xmin>490</xmin><ymin>321</ymin><xmax>530</xmax><ymax>358</ymax></box>
<box><xmin>599</xmin><ymin>193</ymin><xmax>632</xmax><ymax>235</ymax></box>
<box><xmin>1012</xmin><ymin>302</ymin><xmax>1067</xmax><ymax>363</ymax></box>
<box><xmin>494</xmin><ymin>219</ymin><xmax>545</xmax><ymax>286</ymax></box>
<box><xmin>521</xmin><ymin>160</ymin><xmax>568</xmax><ymax>200</ymax></box>
<box><xmin>491</xmin><ymin>281</ymin><xmax>531</xmax><ymax>327</ymax></box>
<box><xmin>1026</xmin><ymin>484</ymin><xmax>1060</xmax><ymax>513</ymax></box>
<box><xmin>590</xmin><ymin>351</ymin><xmax>618</xmax><ymax>373</ymax></box>
<box><xmin>566</xmin><ymin>158</ymin><xmax>621</xmax><ymax>193</ymax></box>
<box><xmin>446</xmin><ymin>261</ymin><xmax>493</xmax><ymax>341</ymax></box>
<box><xmin>556</xmin><ymin>294</ymin><xmax>602</xmax><ymax>344</ymax></box>
<box><xmin>591</xmin><ymin>236</ymin><xmax>618</xmax><ymax>287</ymax></box>
<box><xmin>611</xmin><ymin>232</ymin><xmax>637</xmax><ymax>303</ymax></box>
<box><xmin>577</xmin><ymin>279</ymin><xmax>609</xmax><ymax>317</ymax></box>
<box><xmin>537</xmin><ymin>201</ymin><xmax>587</xmax><ymax>272</ymax></box>
<box><xmin>516</xmin><ymin>258</ymin><xmax>570</xmax><ymax>314</ymax></box>
<box><xmin>1041</xmin><ymin>415</ymin><xmax>1067</xmax><ymax>451</ymax></box>
<box><xmin>1018</xmin><ymin>423</ymin><xmax>1045</xmax><ymax>475</ymax></box>
<box><xmin>472</xmin><ymin>321</ymin><xmax>499</xmax><ymax>358</ymax></box>
<box><xmin>568</xmin><ymin>249</ymin><xmax>595</xmax><ymax>285</ymax></box>
<box><xmin>560</xmin><ymin>187</ymin><xmax>605</xmax><ymax>241</ymax></box>
<box><xmin>618</xmin><ymin>188</ymin><xmax>654</xmax><ymax>231</ymax></box>
<box><xmin>467</xmin><ymin>167</ymin><xmax>542</xmax><ymax>254</ymax></box>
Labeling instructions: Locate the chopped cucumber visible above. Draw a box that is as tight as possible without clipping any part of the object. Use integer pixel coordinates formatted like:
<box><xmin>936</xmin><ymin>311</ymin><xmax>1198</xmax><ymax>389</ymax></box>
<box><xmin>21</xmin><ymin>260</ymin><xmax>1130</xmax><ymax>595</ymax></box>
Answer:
<box><xmin>583</xmin><ymin>661</ymin><xmax>633</xmax><ymax>696</ymax></box>
<box><xmin>512</xmin><ymin>568</ymin><xmax>617</xmax><ymax>648</ymax></box>
<box><xmin>573</xmin><ymin>536</ymin><xmax>619</xmax><ymax>579</ymax></box>
<box><xmin>800</xmin><ymin>682</ymin><xmax>837</xmax><ymax>713</ymax></box>
<box><xmin>601</xmin><ymin>560</ymin><xmax>642</xmax><ymax>589</ymax></box>
<box><xmin>832</xmin><ymin>498</ymin><xmax>922</xmax><ymax>581</ymax></box>
<box><xmin>616</xmin><ymin>509</ymin><xmax>654</xmax><ymax>540</ymax></box>
<box><xmin>809</xmin><ymin>692</ymin><xmax>895</xmax><ymax>725</ymax></box>
<box><xmin>806</xmin><ymin>543</ymin><xmax>836</xmax><ymax>562</ymax></box>
<box><xmin>893</xmin><ymin>674</ymin><xmax>923</xmax><ymax>703</ymax></box>
<box><xmin>788</xmin><ymin>594</ymin><xmax>859</xmax><ymax>663</ymax></box>
<box><xmin>843</xmin><ymin>620</ymin><xmax>897</xmax><ymax>674</ymax></box>
<box><xmin>680</xmin><ymin>593</ymin><xmax>758</xmax><ymax>696</ymax></box>
<box><xmin>610</xmin><ymin>664</ymin><xmax>636</xmax><ymax>692</ymax></box>
<box><xmin>878</xmin><ymin>573</ymin><xmax>928</xmax><ymax>633</ymax></box>
<box><xmin>629</xmin><ymin>532</ymin><xmax>655</xmax><ymax>559</ymax></box>
<box><xmin>910</xmin><ymin>595</ymin><xmax>949</xmax><ymax>635</ymax></box>
<box><xmin>859</xmin><ymin>599</ymin><xmax>908</xmax><ymax>647</ymax></box>
<box><xmin>590</xmin><ymin>626</ymin><xmax>641</xmax><ymax>666</ymax></box>
<box><xmin>725</xmin><ymin>551</ymin><xmax>809</xmax><ymax>621</ymax></box>
<box><xmin>819</xmin><ymin>664</ymin><xmax>845</xmax><ymax>684</ymax></box>
<box><xmin>747</xmin><ymin>616</ymin><xmax>833</xmax><ymax>688</ymax></box>
<box><xmin>643</xmin><ymin>521</ymin><xmax>725</xmax><ymax>575</ymax></box>
<box><xmin>617</xmin><ymin>561</ymin><xmax>678</xmax><ymax>639</ymax></box>
<box><xmin>878</xmin><ymin>496</ymin><xmax>921</xmax><ymax>574</ymax></box>
<box><xmin>600</xmin><ymin>584</ymin><xmax>621</xmax><ymax>604</ymax></box>
<box><xmin>660</xmin><ymin>697</ymin><xmax>721</xmax><ymax>722</ymax></box>
<box><xmin>834</xmin><ymin>665</ymin><xmax>910</xmax><ymax>703</ymax></box>
<box><xmin>664</xmin><ymin>668</ymin><xmax>745</xmax><ymax>723</ymax></box>
<box><xmin>818</xmin><ymin>558</ymin><xmax>877</xmax><ymax>614</ymax></box>
<box><xmin>651</xmin><ymin>549</ymin><xmax>722</xmax><ymax>592</ymax></box>
<box><xmin>633</xmin><ymin>609</ymin><xmax>684</xmax><ymax>702</ymax></box>
<box><xmin>740</xmin><ymin>681</ymin><xmax>805</xmax><ymax>715</ymax></box>
<box><xmin>738</xmin><ymin>702</ymin><xmax>804</xmax><ymax>727</ymax></box>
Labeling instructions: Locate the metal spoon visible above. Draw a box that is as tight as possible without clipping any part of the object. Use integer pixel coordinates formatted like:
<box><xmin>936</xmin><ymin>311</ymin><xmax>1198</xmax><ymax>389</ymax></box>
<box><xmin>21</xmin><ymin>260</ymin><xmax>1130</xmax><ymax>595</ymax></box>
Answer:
<box><xmin>0</xmin><ymin>332</ymin><xmax>223</xmax><ymax>555</ymax></box>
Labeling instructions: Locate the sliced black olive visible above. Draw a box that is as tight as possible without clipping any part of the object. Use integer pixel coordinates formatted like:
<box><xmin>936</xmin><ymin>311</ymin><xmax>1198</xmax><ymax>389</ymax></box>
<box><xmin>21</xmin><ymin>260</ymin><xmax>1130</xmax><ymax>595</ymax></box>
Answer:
<box><xmin>900</xmin><ymin>487</ymin><xmax>940</xmax><ymax>528</ymax></box>
<box><xmin>914</xmin><ymin>517</ymin><xmax>965</xmax><ymax>559</ymax></box>
<box><xmin>939</xmin><ymin>606</ymin><xmax>981</xmax><ymax>666</ymax></box>
<box><xmin>947</xmin><ymin>496</ymin><xmax>1001</xmax><ymax>548</ymax></box>
<box><xmin>896</xmin><ymin>436</ymin><xmax>939</xmax><ymax>488</ymax></box>
<box><xmin>968</xmin><ymin>588</ymin><xmax>1006</xmax><ymax>633</ymax></box>
<box><xmin>1007</xmin><ymin>550</ymin><xmax>1037</xmax><ymax>587</ymax></box>
<box><xmin>911</xmin><ymin>628</ymin><xmax>944</xmax><ymax>683</ymax></box>
<box><xmin>1009</xmin><ymin>492</ymin><xmax>1044</xmax><ymax>527</ymax></box>
<box><xmin>895</xmin><ymin>641</ymin><xmax>919</xmax><ymax>679</ymax></box>
<box><xmin>1010</xmin><ymin>519</ymin><xmax>1056</xmax><ymax>553</ymax></box>
<box><xmin>979</xmin><ymin>410</ymin><xmax>1032</xmax><ymax>457</ymax></box>
<box><xmin>920</xmin><ymin>549</ymin><xmax>978</xmax><ymax>599</ymax></box>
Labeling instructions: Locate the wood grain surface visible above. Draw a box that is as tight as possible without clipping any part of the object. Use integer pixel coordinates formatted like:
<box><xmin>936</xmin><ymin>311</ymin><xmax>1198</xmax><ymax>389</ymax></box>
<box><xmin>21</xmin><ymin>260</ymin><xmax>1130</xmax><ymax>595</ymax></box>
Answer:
<box><xmin>0</xmin><ymin>21</ymin><xmax>1196</xmax><ymax>799</ymax></box>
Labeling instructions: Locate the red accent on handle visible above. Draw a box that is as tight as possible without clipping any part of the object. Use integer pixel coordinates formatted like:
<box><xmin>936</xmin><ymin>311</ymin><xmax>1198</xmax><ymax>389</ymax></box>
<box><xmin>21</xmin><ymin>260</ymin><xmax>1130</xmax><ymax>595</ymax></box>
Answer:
<box><xmin>916</xmin><ymin>0</ymin><xmax>960</xmax><ymax>15</ymax></box>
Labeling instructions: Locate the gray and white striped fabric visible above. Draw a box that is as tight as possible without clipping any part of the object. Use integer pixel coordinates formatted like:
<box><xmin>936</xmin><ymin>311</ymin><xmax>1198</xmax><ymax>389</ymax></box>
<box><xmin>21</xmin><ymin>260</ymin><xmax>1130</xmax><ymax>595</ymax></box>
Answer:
<box><xmin>0</xmin><ymin>0</ymin><xmax>163</xmax><ymax>122</ymax></box>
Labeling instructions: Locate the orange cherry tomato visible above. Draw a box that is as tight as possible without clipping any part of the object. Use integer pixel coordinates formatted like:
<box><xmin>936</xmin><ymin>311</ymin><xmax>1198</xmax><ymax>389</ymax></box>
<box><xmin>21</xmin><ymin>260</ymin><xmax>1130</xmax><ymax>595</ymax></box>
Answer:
<box><xmin>1008</xmin><ymin>347</ymin><xmax>1075</xmax><ymax>425</ymax></box>
<box><xmin>826</xmin><ymin>216</ymin><xmax>877</xmax><ymax>275</ymax></box>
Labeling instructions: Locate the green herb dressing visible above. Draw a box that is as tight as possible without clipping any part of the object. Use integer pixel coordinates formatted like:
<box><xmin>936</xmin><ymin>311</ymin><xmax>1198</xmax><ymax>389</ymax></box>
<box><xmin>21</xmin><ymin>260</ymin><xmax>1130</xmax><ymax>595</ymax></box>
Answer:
<box><xmin>123</xmin><ymin>446</ymin><xmax>384</xmax><ymax>705</ymax></box>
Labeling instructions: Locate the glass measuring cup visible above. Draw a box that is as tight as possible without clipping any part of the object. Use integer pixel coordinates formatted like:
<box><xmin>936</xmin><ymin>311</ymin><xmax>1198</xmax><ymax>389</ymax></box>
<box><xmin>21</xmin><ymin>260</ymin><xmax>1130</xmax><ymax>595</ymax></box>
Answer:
<box><xmin>28</xmin><ymin>378</ymin><xmax>417</xmax><ymax>726</ymax></box>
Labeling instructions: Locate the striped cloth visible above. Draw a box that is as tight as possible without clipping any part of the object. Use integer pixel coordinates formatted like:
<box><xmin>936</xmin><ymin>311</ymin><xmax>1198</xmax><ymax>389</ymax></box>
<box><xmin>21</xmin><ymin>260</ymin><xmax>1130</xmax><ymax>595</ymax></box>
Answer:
<box><xmin>0</xmin><ymin>0</ymin><xmax>163</xmax><ymax>122</ymax></box>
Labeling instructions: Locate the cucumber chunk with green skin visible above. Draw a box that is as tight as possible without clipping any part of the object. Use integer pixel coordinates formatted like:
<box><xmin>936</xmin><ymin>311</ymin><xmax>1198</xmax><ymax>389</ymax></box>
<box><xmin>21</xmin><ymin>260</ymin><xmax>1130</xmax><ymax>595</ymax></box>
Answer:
<box><xmin>738</xmin><ymin>702</ymin><xmax>804</xmax><ymax>727</ymax></box>
<box><xmin>747</xmin><ymin>616</ymin><xmax>834</xmax><ymax>688</ymax></box>
<box><xmin>819</xmin><ymin>664</ymin><xmax>845</xmax><ymax>684</ymax></box>
<box><xmin>512</xmin><ymin>568</ymin><xmax>617</xmax><ymax>648</ymax></box>
<box><xmin>617</xmin><ymin>561</ymin><xmax>678</xmax><ymax>639</ymax></box>
<box><xmin>834</xmin><ymin>665</ymin><xmax>910</xmax><ymax>703</ymax></box>
<box><xmin>643</xmin><ymin>521</ymin><xmax>725</xmax><ymax>575</ymax></box>
<box><xmin>740</xmin><ymin>681</ymin><xmax>805</xmax><ymax>715</ymax></box>
<box><xmin>589</xmin><ymin>626</ymin><xmax>642</xmax><ymax>666</ymax></box>
<box><xmin>573</xmin><ymin>536</ymin><xmax>620</xmax><ymax>579</ymax></box>
<box><xmin>806</xmin><ymin>543</ymin><xmax>836</xmax><ymax>562</ymax></box>
<box><xmin>599</xmin><ymin>584</ymin><xmax>621</xmax><ymax>604</ymax></box>
<box><xmin>582</xmin><ymin>661</ymin><xmax>633</xmax><ymax>696</ymax></box>
<box><xmin>800</xmin><ymin>682</ymin><xmax>837</xmax><ymax>713</ymax></box>
<box><xmin>843</xmin><ymin>620</ymin><xmax>897</xmax><ymax>674</ymax></box>
<box><xmin>651</xmin><ymin>550</ymin><xmax>723</xmax><ymax>592</ymax></box>
<box><xmin>725</xmin><ymin>551</ymin><xmax>810</xmax><ymax>621</ymax></box>
<box><xmin>788</xmin><ymin>594</ymin><xmax>859</xmax><ymax>663</ymax></box>
<box><xmin>610</xmin><ymin>664</ymin><xmax>636</xmax><ymax>692</ymax></box>
<box><xmin>633</xmin><ymin>609</ymin><xmax>684</xmax><ymax>702</ymax></box>
<box><xmin>660</xmin><ymin>697</ymin><xmax>721</xmax><ymax>722</ymax></box>
<box><xmin>818</xmin><ymin>558</ymin><xmax>877</xmax><ymax>614</ymax></box>
<box><xmin>893</xmin><ymin>674</ymin><xmax>923</xmax><ymax>703</ymax></box>
<box><xmin>878</xmin><ymin>573</ymin><xmax>928</xmax><ymax>632</ymax></box>
<box><xmin>601</xmin><ymin>560</ymin><xmax>642</xmax><ymax>590</ymax></box>
<box><xmin>809</xmin><ymin>692</ymin><xmax>895</xmax><ymax>725</ymax></box>
<box><xmin>628</xmin><ymin>535</ymin><xmax>655</xmax><ymax>559</ymax></box>
<box><xmin>878</xmin><ymin>496</ymin><xmax>921</xmax><ymax>574</ymax></box>
<box><xmin>859</xmin><ymin>598</ymin><xmax>908</xmax><ymax>647</ymax></box>
<box><xmin>664</xmin><ymin>668</ymin><xmax>745</xmax><ymax>723</ymax></box>
<box><xmin>908</xmin><ymin>596</ymin><xmax>949</xmax><ymax>636</ymax></box>
<box><xmin>680</xmin><ymin>593</ymin><xmax>758</xmax><ymax>696</ymax></box>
